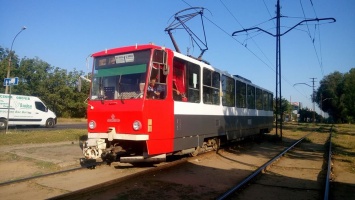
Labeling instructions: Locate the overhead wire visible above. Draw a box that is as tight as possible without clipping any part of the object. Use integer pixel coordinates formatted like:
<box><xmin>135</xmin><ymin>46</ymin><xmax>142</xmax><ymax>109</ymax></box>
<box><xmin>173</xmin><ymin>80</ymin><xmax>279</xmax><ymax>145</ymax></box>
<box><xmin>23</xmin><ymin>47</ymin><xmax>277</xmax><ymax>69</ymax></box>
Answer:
<box><xmin>263</xmin><ymin>0</ymin><xmax>276</xmax><ymax>26</ymax></box>
<box><xmin>299</xmin><ymin>0</ymin><xmax>324</xmax><ymax>76</ymax></box>
<box><xmin>181</xmin><ymin>0</ymin><xmax>277</xmax><ymax>72</ymax></box>
<box><xmin>220</xmin><ymin>0</ymin><xmax>276</xmax><ymax>68</ymax></box>
<box><xmin>180</xmin><ymin>0</ymin><xmax>309</xmax><ymax>99</ymax></box>
<box><xmin>219</xmin><ymin>0</ymin><xmax>308</xmax><ymax>99</ymax></box>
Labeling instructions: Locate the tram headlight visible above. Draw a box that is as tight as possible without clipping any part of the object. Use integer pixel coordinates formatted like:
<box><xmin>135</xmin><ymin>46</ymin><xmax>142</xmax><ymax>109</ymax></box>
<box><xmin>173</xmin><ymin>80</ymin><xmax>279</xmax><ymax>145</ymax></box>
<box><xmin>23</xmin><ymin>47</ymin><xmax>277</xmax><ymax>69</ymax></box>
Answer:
<box><xmin>89</xmin><ymin>120</ymin><xmax>96</xmax><ymax>129</ymax></box>
<box><xmin>133</xmin><ymin>120</ymin><xmax>142</xmax><ymax>131</ymax></box>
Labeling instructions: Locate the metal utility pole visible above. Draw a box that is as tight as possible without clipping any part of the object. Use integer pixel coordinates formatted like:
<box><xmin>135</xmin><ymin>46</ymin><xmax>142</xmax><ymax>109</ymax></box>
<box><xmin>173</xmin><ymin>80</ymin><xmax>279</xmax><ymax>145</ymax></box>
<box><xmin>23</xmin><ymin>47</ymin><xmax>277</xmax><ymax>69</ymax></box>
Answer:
<box><xmin>6</xmin><ymin>26</ymin><xmax>27</xmax><ymax>94</ymax></box>
<box><xmin>232</xmin><ymin>0</ymin><xmax>335</xmax><ymax>140</ymax></box>
<box><xmin>310</xmin><ymin>77</ymin><xmax>317</xmax><ymax>124</ymax></box>
<box><xmin>294</xmin><ymin>78</ymin><xmax>317</xmax><ymax>124</ymax></box>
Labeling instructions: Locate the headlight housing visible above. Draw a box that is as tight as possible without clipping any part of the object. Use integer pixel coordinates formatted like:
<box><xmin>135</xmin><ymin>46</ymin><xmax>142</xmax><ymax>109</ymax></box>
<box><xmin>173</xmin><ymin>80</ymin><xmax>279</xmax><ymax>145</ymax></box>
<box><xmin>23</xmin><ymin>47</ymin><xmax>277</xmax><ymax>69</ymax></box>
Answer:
<box><xmin>89</xmin><ymin>120</ymin><xmax>96</xmax><ymax>129</ymax></box>
<box><xmin>133</xmin><ymin>120</ymin><xmax>142</xmax><ymax>131</ymax></box>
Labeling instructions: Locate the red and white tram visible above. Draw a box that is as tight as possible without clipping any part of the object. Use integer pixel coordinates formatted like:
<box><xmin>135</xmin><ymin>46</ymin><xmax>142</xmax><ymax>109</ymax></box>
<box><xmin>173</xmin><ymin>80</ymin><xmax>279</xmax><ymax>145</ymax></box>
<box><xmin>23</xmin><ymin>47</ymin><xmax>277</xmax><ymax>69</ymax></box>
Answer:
<box><xmin>83</xmin><ymin>44</ymin><xmax>273</xmax><ymax>163</ymax></box>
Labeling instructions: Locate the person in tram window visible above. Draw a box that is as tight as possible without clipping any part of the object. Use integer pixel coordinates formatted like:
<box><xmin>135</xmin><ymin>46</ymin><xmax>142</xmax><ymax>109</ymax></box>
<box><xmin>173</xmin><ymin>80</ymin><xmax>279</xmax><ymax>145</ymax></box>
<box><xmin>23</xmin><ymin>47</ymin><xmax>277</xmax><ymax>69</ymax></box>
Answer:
<box><xmin>147</xmin><ymin>78</ymin><xmax>160</xmax><ymax>99</ymax></box>
<box><xmin>173</xmin><ymin>87</ymin><xmax>182</xmax><ymax>101</ymax></box>
<box><xmin>172</xmin><ymin>80</ymin><xmax>186</xmax><ymax>101</ymax></box>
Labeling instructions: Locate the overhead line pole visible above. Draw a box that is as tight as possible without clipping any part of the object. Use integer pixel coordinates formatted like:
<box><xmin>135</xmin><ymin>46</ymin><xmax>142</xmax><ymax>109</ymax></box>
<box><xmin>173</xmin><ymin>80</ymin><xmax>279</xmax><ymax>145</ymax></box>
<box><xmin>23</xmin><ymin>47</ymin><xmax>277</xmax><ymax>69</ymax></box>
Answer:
<box><xmin>232</xmin><ymin>0</ymin><xmax>335</xmax><ymax>140</ymax></box>
<box><xmin>276</xmin><ymin>0</ymin><xmax>281</xmax><ymax>139</ymax></box>
<box><xmin>310</xmin><ymin>77</ymin><xmax>317</xmax><ymax>124</ymax></box>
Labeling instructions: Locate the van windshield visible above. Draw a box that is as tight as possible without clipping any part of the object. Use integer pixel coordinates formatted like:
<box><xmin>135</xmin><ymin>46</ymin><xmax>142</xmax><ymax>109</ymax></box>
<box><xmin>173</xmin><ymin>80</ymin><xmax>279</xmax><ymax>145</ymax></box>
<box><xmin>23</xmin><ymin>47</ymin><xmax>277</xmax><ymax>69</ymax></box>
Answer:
<box><xmin>35</xmin><ymin>101</ymin><xmax>47</xmax><ymax>112</ymax></box>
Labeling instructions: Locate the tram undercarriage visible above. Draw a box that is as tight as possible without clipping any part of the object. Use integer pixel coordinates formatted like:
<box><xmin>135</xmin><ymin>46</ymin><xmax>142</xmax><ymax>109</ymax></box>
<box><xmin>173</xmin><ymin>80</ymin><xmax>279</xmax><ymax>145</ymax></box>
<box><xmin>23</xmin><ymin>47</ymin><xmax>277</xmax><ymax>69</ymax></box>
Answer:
<box><xmin>82</xmin><ymin>137</ymin><xmax>221</xmax><ymax>164</ymax></box>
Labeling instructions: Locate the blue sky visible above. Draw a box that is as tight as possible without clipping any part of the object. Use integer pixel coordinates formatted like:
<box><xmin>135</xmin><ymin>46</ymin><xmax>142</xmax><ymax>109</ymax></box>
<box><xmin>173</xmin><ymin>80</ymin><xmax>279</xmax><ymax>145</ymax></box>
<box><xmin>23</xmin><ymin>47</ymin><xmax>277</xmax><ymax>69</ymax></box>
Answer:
<box><xmin>1</xmin><ymin>0</ymin><xmax>354</xmax><ymax>113</ymax></box>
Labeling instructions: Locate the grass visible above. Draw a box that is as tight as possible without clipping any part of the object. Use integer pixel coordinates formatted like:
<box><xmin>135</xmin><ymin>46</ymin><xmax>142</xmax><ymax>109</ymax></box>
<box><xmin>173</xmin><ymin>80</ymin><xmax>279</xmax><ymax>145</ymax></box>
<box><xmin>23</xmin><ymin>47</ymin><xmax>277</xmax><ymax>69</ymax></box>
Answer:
<box><xmin>0</xmin><ymin>118</ymin><xmax>87</xmax><ymax>146</ymax></box>
<box><xmin>331</xmin><ymin>124</ymin><xmax>355</xmax><ymax>173</ymax></box>
<box><xmin>332</xmin><ymin>124</ymin><xmax>355</xmax><ymax>150</ymax></box>
<box><xmin>57</xmin><ymin>118</ymin><xmax>87</xmax><ymax>123</ymax></box>
<box><xmin>281</xmin><ymin>122</ymin><xmax>355</xmax><ymax>173</ymax></box>
<box><xmin>0</xmin><ymin>128</ymin><xmax>87</xmax><ymax>146</ymax></box>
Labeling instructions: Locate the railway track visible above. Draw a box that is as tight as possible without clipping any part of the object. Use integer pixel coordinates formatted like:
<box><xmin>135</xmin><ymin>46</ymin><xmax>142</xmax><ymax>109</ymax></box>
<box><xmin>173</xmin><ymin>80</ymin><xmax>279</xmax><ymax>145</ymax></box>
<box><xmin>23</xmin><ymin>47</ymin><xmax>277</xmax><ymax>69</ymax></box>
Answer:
<box><xmin>48</xmin><ymin>128</ymin><xmax>332</xmax><ymax>200</ymax></box>
<box><xmin>46</xmin><ymin>136</ymin><xmax>288</xmax><ymax>199</ymax></box>
<box><xmin>50</xmin><ymin>157</ymin><xmax>189</xmax><ymax>200</ymax></box>
<box><xmin>218</xmin><ymin>126</ymin><xmax>333</xmax><ymax>200</ymax></box>
<box><xmin>1</xmin><ymin>126</ymin><xmax>334</xmax><ymax>199</ymax></box>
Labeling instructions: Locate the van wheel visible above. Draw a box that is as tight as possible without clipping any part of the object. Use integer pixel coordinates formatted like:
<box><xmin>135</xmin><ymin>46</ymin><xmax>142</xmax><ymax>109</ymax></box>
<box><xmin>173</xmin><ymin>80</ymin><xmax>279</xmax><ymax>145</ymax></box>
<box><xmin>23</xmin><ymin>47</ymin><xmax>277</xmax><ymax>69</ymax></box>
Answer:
<box><xmin>0</xmin><ymin>119</ymin><xmax>7</xmax><ymax>129</ymax></box>
<box><xmin>46</xmin><ymin>118</ymin><xmax>55</xmax><ymax>128</ymax></box>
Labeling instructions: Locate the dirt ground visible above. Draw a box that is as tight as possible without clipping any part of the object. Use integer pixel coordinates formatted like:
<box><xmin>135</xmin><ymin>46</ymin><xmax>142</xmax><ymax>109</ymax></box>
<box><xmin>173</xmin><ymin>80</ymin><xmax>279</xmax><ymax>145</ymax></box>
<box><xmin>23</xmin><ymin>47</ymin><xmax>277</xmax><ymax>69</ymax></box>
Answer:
<box><xmin>0</xmin><ymin>126</ymin><xmax>354</xmax><ymax>199</ymax></box>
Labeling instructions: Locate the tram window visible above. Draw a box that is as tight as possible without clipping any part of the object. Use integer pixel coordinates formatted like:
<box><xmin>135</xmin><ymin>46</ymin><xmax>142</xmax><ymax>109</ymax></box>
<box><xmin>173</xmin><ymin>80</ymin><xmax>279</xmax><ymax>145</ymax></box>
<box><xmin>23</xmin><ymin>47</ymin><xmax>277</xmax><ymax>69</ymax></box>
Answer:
<box><xmin>247</xmin><ymin>85</ymin><xmax>255</xmax><ymax>109</ymax></box>
<box><xmin>212</xmin><ymin>71</ymin><xmax>220</xmax><ymax>88</ymax></box>
<box><xmin>203</xmin><ymin>69</ymin><xmax>220</xmax><ymax>105</ymax></box>
<box><xmin>172</xmin><ymin>59</ymin><xmax>186</xmax><ymax>101</ymax></box>
<box><xmin>153</xmin><ymin>49</ymin><xmax>166</xmax><ymax>63</ymax></box>
<box><xmin>222</xmin><ymin>75</ymin><xmax>235</xmax><ymax>107</ymax></box>
<box><xmin>236</xmin><ymin>80</ymin><xmax>246</xmax><ymax>108</ymax></box>
<box><xmin>256</xmin><ymin>88</ymin><xmax>263</xmax><ymax>110</ymax></box>
<box><xmin>268</xmin><ymin>93</ymin><xmax>273</xmax><ymax>111</ymax></box>
<box><xmin>263</xmin><ymin>91</ymin><xmax>269</xmax><ymax>110</ymax></box>
<box><xmin>203</xmin><ymin>68</ymin><xmax>212</xmax><ymax>86</ymax></box>
<box><xmin>186</xmin><ymin>62</ymin><xmax>200</xmax><ymax>103</ymax></box>
<box><xmin>147</xmin><ymin>50</ymin><xmax>167</xmax><ymax>100</ymax></box>
<box><xmin>172</xmin><ymin>58</ymin><xmax>200</xmax><ymax>103</ymax></box>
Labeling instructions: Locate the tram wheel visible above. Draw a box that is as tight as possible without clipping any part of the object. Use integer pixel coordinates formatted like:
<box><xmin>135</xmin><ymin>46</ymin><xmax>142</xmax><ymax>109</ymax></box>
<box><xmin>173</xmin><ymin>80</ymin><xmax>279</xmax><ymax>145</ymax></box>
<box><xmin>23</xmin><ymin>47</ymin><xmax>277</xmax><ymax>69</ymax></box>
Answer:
<box><xmin>190</xmin><ymin>146</ymin><xmax>200</xmax><ymax>157</ymax></box>
<box><xmin>212</xmin><ymin>139</ymin><xmax>219</xmax><ymax>151</ymax></box>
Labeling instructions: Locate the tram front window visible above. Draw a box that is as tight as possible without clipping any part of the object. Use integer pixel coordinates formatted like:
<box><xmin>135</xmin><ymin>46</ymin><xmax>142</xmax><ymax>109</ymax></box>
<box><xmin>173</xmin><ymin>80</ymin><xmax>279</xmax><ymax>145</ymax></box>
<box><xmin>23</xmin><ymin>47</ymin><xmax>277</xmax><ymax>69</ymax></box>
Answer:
<box><xmin>90</xmin><ymin>50</ymin><xmax>150</xmax><ymax>100</ymax></box>
<box><xmin>91</xmin><ymin>73</ymin><xmax>146</xmax><ymax>100</ymax></box>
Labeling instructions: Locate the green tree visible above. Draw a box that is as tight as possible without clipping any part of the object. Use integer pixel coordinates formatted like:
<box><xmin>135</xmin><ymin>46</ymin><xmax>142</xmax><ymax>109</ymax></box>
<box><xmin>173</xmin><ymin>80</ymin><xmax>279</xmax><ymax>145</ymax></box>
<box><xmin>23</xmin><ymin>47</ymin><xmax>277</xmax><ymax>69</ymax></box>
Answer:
<box><xmin>12</xmin><ymin>57</ymin><xmax>52</xmax><ymax>96</ymax></box>
<box><xmin>0</xmin><ymin>45</ymin><xmax>90</xmax><ymax>118</ymax></box>
<box><xmin>316</xmin><ymin>71</ymin><xmax>345</xmax><ymax>123</ymax></box>
<box><xmin>273</xmin><ymin>97</ymin><xmax>292</xmax><ymax>121</ymax></box>
<box><xmin>298</xmin><ymin>108</ymin><xmax>322</xmax><ymax>123</ymax></box>
<box><xmin>343</xmin><ymin>68</ymin><xmax>355</xmax><ymax>123</ymax></box>
<box><xmin>316</xmin><ymin>68</ymin><xmax>355</xmax><ymax>123</ymax></box>
<box><xmin>0</xmin><ymin>47</ymin><xmax>21</xmax><ymax>92</ymax></box>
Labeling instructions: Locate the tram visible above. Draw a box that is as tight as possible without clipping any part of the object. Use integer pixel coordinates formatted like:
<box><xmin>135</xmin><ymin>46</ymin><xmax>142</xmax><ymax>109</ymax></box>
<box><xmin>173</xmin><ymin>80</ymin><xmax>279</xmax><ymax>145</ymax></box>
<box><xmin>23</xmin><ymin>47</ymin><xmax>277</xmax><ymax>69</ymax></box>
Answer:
<box><xmin>82</xmin><ymin>44</ymin><xmax>273</xmax><ymax>163</ymax></box>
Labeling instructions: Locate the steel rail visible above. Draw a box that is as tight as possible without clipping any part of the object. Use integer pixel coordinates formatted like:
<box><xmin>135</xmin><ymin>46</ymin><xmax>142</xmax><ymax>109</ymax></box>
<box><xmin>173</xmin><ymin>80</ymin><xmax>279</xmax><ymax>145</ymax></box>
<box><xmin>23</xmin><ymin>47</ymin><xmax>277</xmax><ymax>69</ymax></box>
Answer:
<box><xmin>324</xmin><ymin>125</ymin><xmax>333</xmax><ymax>200</ymax></box>
<box><xmin>49</xmin><ymin>158</ymin><xmax>188</xmax><ymax>200</ymax></box>
<box><xmin>217</xmin><ymin>132</ymin><xmax>312</xmax><ymax>200</ymax></box>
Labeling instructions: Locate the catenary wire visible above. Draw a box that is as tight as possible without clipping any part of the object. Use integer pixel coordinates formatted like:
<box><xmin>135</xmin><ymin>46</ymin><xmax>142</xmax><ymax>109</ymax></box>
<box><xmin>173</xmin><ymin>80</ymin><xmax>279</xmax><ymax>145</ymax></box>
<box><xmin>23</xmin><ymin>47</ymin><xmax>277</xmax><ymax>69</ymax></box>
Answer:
<box><xmin>180</xmin><ymin>0</ymin><xmax>309</xmax><ymax>99</ymax></box>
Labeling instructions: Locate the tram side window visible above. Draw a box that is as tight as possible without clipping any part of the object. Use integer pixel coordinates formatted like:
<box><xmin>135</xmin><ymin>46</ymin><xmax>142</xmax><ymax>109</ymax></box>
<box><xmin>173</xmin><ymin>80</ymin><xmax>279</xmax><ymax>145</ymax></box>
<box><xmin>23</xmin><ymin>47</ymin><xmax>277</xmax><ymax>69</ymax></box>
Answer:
<box><xmin>256</xmin><ymin>88</ymin><xmax>263</xmax><ymax>110</ymax></box>
<box><xmin>222</xmin><ymin>75</ymin><xmax>235</xmax><ymax>107</ymax></box>
<box><xmin>263</xmin><ymin>91</ymin><xmax>269</xmax><ymax>110</ymax></box>
<box><xmin>148</xmin><ymin>50</ymin><xmax>167</xmax><ymax>99</ymax></box>
<box><xmin>236</xmin><ymin>80</ymin><xmax>246</xmax><ymax>108</ymax></box>
<box><xmin>172</xmin><ymin>58</ymin><xmax>200</xmax><ymax>103</ymax></box>
<box><xmin>203</xmin><ymin>69</ymin><xmax>220</xmax><ymax>105</ymax></box>
<box><xmin>186</xmin><ymin>62</ymin><xmax>200</xmax><ymax>103</ymax></box>
<box><xmin>268</xmin><ymin>93</ymin><xmax>273</xmax><ymax>111</ymax></box>
<box><xmin>172</xmin><ymin>58</ymin><xmax>186</xmax><ymax>101</ymax></box>
<box><xmin>247</xmin><ymin>85</ymin><xmax>255</xmax><ymax>109</ymax></box>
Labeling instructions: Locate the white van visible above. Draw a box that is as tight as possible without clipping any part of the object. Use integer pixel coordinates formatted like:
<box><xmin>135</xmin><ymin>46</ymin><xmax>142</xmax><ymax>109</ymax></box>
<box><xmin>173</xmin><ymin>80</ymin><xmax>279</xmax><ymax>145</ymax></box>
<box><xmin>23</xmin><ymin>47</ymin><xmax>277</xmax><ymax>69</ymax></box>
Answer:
<box><xmin>0</xmin><ymin>94</ymin><xmax>57</xmax><ymax>128</ymax></box>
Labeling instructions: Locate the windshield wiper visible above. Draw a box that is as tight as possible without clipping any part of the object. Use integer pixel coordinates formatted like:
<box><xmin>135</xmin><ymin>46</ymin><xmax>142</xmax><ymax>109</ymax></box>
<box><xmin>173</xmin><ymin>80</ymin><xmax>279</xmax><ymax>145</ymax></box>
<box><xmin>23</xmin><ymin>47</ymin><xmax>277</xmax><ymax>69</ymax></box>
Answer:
<box><xmin>99</xmin><ymin>78</ymin><xmax>105</xmax><ymax>104</ymax></box>
<box><xmin>118</xmin><ymin>75</ymin><xmax>124</xmax><ymax>104</ymax></box>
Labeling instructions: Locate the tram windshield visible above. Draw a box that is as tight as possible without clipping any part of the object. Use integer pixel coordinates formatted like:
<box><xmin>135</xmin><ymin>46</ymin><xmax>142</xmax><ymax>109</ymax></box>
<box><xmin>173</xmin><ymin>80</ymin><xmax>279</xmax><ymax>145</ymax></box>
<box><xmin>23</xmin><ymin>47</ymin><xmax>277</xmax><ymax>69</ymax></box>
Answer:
<box><xmin>90</xmin><ymin>50</ymin><xmax>150</xmax><ymax>100</ymax></box>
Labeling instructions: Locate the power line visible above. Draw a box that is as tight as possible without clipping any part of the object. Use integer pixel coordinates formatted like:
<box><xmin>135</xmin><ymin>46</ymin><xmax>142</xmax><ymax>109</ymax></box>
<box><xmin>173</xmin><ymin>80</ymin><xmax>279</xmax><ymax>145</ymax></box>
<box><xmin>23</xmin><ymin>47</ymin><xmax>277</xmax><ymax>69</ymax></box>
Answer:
<box><xmin>300</xmin><ymin>0</ymin><xmax>325</xmax><ymax>76</ymax></box>
<box><xmin>179</xmin><ymin>0</ymin><xmax>330</xmax><ymax>106</ymax></box>
<box><xmin>263</xmin><ymin>0</ymin><xmax>276</xmax><ymax>26</ymax></box>
<box><xmin>232</xmin><ymin>0</ymin><xmax>335</xmax><ymax>139</ymax></box>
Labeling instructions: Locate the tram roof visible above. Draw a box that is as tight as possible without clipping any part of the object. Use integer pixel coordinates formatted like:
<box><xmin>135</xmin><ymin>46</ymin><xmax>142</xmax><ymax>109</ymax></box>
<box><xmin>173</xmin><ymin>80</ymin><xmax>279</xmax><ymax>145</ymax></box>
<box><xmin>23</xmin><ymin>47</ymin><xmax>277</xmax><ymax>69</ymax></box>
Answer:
<box><xmin>91</xmin><ymin>44</ymin><xmax>167</xmax><ymax>57</ymax></box>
